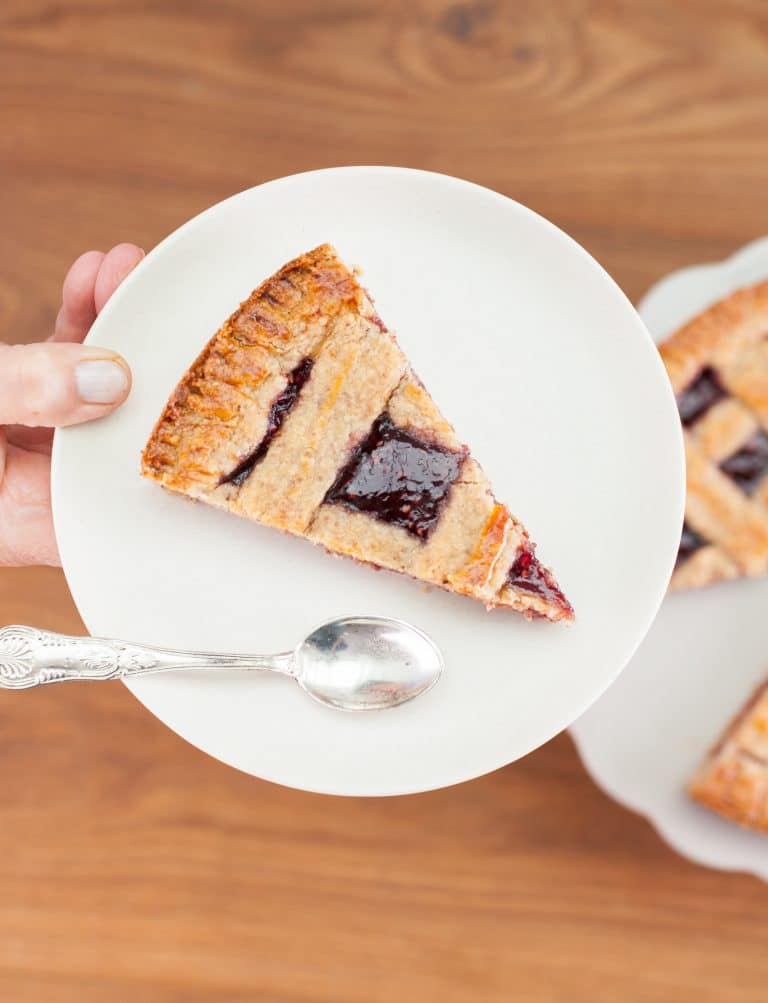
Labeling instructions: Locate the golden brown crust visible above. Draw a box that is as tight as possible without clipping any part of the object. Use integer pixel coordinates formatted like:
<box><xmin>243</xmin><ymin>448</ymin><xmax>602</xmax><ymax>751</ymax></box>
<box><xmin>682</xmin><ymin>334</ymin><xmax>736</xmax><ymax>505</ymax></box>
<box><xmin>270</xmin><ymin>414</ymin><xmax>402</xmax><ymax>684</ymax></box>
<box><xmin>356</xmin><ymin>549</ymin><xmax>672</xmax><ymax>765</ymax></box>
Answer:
<box><xmin>142</xmin><ymin>244</ymin><xmax>573</xmax><ymax>621</ymax></box>
<box><xmin>689</xmin><ymin>680</ymin><xmax>768</xmax><ymax>834</ymax></box>
<box><xmin>141</xmin><ymin>244</ymin><xmax>363</xmax><ymax>494</ymax></box>
<box><xmin>659</xmin><ymin>280</ymin><xmax>768</xmax><ymax>394</ymax></box>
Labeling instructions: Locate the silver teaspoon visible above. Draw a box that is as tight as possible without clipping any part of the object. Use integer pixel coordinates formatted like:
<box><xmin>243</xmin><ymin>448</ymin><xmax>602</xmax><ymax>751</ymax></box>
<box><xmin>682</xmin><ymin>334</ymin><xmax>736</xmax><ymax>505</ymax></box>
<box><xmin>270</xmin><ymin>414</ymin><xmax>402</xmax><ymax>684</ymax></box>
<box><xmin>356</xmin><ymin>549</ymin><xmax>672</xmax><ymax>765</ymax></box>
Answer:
<box><xmin>0</xmin><ymin>617</ymin><xmax>443</xmax><ymax>711</ymax></box>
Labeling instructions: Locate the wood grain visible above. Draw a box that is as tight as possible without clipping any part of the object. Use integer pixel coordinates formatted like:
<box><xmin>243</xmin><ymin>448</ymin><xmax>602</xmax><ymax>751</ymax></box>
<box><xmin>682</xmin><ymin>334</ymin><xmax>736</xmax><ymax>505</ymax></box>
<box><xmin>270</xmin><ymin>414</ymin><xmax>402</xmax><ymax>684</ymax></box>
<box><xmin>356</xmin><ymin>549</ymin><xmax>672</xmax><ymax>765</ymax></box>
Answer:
<box><xmin>2</xmin><ymin>1</ymin><xmax>768</xmax><ymax>999</ymax></box>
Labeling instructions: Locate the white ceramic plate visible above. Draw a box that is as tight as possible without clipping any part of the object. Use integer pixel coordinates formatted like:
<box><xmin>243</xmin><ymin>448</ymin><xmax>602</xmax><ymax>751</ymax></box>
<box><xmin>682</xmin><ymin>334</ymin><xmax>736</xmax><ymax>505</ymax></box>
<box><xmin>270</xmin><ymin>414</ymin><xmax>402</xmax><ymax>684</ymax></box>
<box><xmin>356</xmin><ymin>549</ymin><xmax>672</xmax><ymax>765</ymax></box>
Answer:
<box><xmin>51</xmin><ymin>167</ymin><xmax>684</xmax><ymax>796</ymax></box>
<box><xmin>571</xmin><ymin>236</ymin><xmax>768</xmax><ymax>879</ymax></box>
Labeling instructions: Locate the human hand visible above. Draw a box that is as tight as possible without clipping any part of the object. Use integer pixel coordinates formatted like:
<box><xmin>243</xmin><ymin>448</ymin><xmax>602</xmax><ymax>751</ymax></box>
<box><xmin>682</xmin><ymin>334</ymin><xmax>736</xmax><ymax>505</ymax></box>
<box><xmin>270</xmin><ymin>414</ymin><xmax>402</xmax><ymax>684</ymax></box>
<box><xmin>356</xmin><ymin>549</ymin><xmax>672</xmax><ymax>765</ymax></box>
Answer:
<box><xmin>2</xmin><ymin>243</ymin><xmax>144</xmax><ymax>567</ymax></box>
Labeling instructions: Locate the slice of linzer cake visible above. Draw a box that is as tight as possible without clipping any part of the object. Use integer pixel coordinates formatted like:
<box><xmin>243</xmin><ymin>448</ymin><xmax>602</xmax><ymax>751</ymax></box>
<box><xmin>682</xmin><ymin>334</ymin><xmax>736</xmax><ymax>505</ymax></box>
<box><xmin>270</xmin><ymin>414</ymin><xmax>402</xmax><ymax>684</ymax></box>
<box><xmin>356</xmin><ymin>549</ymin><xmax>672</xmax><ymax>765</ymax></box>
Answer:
<box><xmin>141</xmin><ymin>244</ymin><xmax>573</xmax><ymax>622</ymax></box>
<box><xmin>689</xmin><ymin>679</ymin><xmax>768</xmax><ymax>834</ymax></box>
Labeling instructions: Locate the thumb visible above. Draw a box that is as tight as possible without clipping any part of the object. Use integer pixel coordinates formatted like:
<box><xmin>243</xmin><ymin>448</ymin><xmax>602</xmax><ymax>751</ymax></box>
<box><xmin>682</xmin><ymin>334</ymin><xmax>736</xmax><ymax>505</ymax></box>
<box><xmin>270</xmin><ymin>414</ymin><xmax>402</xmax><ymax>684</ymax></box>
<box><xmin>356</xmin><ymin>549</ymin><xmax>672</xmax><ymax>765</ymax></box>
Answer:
<box><xmin>0</xmin><ymin>343</ymin><xmax>131</xmax><ymax>427</ymax></box>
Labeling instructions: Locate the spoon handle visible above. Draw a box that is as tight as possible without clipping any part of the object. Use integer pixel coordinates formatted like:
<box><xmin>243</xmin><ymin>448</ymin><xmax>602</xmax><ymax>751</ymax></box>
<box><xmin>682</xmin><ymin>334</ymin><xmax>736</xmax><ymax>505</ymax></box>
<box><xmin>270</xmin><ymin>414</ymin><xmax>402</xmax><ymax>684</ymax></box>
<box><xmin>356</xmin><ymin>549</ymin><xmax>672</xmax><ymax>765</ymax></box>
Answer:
<box><xmin>0</xmin><ymin>625</ymin><xmax>294</xmax><ymax>690</ymax></box>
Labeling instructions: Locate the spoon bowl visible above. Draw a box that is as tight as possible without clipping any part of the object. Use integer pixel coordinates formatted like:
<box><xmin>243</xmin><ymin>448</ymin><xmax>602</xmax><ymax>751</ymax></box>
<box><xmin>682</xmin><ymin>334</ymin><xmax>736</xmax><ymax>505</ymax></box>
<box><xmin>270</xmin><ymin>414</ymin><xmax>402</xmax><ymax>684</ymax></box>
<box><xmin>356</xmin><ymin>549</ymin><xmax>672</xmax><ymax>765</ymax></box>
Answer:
<box><xmin>296</xmin><ymin>616</ymin><xmax>443</xmax><ymax>711</ymax></box>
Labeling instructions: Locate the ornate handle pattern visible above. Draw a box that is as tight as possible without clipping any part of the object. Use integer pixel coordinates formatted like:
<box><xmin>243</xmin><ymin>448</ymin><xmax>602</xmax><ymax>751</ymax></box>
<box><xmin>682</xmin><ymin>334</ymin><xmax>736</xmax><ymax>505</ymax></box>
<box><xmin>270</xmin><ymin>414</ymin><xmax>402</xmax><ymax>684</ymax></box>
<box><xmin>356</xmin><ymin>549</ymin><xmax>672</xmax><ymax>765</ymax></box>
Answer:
<box><xmin>0</xmin><ymin>625</ymin><xmax>289</xmax><ymax>689</ymax></box>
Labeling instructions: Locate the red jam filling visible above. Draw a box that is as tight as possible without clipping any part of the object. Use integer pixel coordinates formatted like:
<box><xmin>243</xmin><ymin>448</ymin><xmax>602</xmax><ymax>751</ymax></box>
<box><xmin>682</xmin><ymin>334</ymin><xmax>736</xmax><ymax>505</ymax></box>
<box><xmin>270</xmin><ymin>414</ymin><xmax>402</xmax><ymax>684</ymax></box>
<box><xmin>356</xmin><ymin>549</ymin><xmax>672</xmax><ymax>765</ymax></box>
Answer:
<box><xmin>506</xmin><ymin>547</ymin><xmax>571</xmax><ymax>613</ymax></box>
<box><xmin>676</xmin><ymin>367</ymin><xmax>726</xmax><ymax>426</ymax></box>
<box><xmin>720</xmin><ymin>429</ymin><xmax>768</xmax><ymax>495</ymax></box>
<box><xmin>220</xmin><ymin>357</ymin><xmax>314</xmax><ymax>487</ymax></box>
<box><xmin>324</xmin><ymin>412</ymin><xmax>465</xmax><ymax>539</ymax></box>
<box><xmin>676</xmin><ymin>522</ymin><xmax>707</xmax><ymax>566</ymax></box>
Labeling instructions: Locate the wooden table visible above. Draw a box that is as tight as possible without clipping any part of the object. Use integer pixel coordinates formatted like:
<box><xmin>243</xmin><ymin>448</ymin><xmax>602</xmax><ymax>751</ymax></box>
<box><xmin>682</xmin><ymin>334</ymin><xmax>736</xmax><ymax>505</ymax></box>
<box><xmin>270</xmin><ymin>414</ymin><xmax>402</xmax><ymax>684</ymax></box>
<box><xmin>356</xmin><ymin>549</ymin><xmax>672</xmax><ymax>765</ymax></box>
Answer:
<box><xmin>2</xmin><ymin>2</ymin><xmax>767</xmax><ymax>999</ymax></box>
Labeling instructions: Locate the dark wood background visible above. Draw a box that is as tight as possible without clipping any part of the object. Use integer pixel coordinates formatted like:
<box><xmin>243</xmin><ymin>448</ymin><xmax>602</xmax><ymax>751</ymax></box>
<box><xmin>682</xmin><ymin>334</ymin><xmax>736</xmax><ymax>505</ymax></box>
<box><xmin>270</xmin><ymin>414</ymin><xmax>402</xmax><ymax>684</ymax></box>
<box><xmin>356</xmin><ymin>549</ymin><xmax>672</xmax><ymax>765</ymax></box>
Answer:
<box><xmin>2</xmin><ymin>2</ymin><xmax>768</xmax><ymax>1000</ymax></box>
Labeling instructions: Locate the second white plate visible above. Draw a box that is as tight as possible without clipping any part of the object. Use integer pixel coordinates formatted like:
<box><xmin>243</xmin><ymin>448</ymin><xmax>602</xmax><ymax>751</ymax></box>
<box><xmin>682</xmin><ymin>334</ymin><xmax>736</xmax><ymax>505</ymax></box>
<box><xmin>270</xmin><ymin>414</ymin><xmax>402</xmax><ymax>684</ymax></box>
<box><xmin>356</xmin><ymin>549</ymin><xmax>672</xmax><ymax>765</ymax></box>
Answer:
<box><xmin>571</xmin><ymin>236</ymin><xmax>768</xmax><ymax>880</ymax></box>
<box><xmin>51</xmin><ymin>167</ymin><xmax>684</xmax><ymax>796</ymax></box>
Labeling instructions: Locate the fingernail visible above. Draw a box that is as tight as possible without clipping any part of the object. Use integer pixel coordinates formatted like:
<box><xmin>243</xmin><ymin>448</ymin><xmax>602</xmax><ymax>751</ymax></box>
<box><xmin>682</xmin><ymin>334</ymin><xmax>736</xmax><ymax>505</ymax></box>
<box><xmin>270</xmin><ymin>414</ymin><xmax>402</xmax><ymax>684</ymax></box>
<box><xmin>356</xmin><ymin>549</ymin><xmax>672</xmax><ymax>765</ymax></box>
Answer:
<box><xmin>119</xmin><ymin>247</ymin><xmax>146</xmax><ymax>282</ymax></box>
<box><xmin>75</xmin><ymin>358</ymin><xmax>130</xmax><ymax>404</ymax></box>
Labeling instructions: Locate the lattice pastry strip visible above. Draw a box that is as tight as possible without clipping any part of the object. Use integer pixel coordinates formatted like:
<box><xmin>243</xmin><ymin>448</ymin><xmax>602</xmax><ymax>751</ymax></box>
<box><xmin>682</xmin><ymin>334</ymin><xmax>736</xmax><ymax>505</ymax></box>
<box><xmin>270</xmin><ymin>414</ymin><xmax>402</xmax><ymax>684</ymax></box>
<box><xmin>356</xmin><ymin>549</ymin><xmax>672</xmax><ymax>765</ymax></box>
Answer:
<box><xmin>688</xmin><ymin>398</ymin><xmax>759</xmax><ymax>464</ymax></box>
